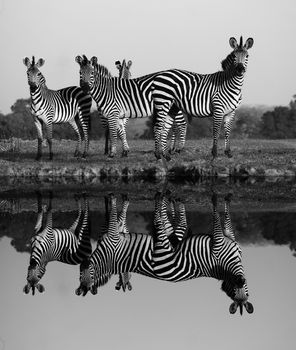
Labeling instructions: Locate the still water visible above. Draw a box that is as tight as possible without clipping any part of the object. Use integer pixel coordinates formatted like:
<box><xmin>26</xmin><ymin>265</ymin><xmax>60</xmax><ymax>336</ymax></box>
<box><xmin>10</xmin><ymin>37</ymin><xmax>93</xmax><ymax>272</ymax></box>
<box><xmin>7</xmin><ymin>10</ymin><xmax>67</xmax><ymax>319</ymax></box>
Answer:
<box><xmin>0</xmin><ymin>182</ymin><xmax>295</xmax><ymax>350</ymax></box>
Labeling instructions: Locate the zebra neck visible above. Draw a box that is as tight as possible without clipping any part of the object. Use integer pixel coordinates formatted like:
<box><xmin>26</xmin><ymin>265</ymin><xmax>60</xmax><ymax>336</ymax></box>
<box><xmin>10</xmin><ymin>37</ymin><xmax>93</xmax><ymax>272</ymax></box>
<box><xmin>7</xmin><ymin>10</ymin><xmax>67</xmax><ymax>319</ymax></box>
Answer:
<box><xmin>221</xmin><ymin>68</ymin><xmax>245</xmax><ymax>83</ymax></box>
<box><xmin>30</xmin><ymin>84</ymin><xmax>51</xmax><ymax>105</ymax></box>
<box><xmin>91</xmin><ymin>74</ymin><xmax>113</xmax><ymax>104</ymax></box>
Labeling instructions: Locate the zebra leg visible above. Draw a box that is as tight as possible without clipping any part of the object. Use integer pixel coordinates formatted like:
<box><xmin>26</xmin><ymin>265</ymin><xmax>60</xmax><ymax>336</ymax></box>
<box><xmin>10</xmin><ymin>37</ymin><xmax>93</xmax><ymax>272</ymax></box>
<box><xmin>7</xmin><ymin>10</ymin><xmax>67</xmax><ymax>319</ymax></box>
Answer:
<box><xmin>175</xmin><ymin>112</ymin><xmax>187</xmax><ymax>153</ymax></box>
<box><xmin>107</xmin><ymin>115</ymin><xmax>118</xmax><ymax>158</ymax></box>
<box><xmin>152</xmin><ymin>195</ymin><xmax>175</xmax><ymax>266</ymax></box>
<box><xmin>223</xmin><ymin>193</ymin><xmax>236</xmax><ymax>242</ymax></box>
<box><xmin>211</xmin><ymin>193</ymin><xmax>226</xmax><ymax>257</ymax></box>
<box><xmin>153</xmin><ymin>122</ymin><xmax>161</xmax><ymax>159</ymax></box>
<box><xmin>115</xmin><ymin>272</ymin><xmax>132</xmax><ymax>292</ymax></box>
<box><xmin>34</xmin><ymin>191</ymin><xmax>45</xmax><ymax>234</ymax></box>
<box><xmin>211</xmin><ymin>109</ymin><xmax>224</xmax><ymax>159</ymax></box>
<box><xmin>107</xmin><ymin>194</ymin><xmax>121</xmax><ymax>242</ymax></box>
<box><xmin>99</xmin><ymin>115</ymin><xmax>109</xmax><ymax>155</ymax></box>
<box><xmin>223</xmin><ymin>111</ymin><xmax>235</xmax><ymax>158</ymax></box>
<box><xmin>169</xmin><ymin>122</ymin><xmax>177</xmax><ymax>154</ymax></box>
<box><xmin>170</xmin><ymin>198</ymin><xmax>187</xmax><ymax>246</ymax></box>
<box><xmin>34</xmin><ymin>117</ymin><xmax>43</xmax><ymax>161</ymax></box>
<box><xmin>80</xmin><ymin>121</ymin><xmax>90</xmax><ymax>160</ymax></box>
<box><xmin>70</xmin><ymin>194</ymin><xmax>92</xmax><ymax>262</ymax></box>
<box><xmin>46</xmin><ymin>122</ymin><xmax>53</xmax><ymax>160</ymax></box>
<box><xmin>118</xmin><ymin>194</ymin><xmax>129</xmax><ymax>233</ymax></box>
<box><xmin>69</xmin><ymin>120</ymin><xmax>82</xmax><ymax>158</ymax></box>
<box><xmin>160</xmin><ymin>115</ymin><xmax>174</xmax><ymax>161</ymax></box>
<box><xmin>118</xmin><ymin>118</ymin><xmax>130</xmax><ymax>157</ymax></box>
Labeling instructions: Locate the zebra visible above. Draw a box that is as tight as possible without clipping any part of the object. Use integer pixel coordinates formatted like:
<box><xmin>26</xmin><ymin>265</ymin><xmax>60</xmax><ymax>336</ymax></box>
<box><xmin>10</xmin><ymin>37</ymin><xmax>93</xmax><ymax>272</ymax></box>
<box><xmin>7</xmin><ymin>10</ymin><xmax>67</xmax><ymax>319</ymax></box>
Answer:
<box><xmin>23</xmin><ymin>192</ymin><xmax>92</xmax><ymax>295</ymax></box>
<box><xmin>100</xmin><ymin>59</ymin><xmax>133</xmax><ymax>156</ymax></box>
<box><xmin>75</xmin><ymin>55</ymin><xmax>187</xmax><ymax>158</ymax></box>
<box><xmin>151</xmin><ymin>36</ymin><xmax>254</xmax><ymax>160</ymax></box>
<box><xmin>23</xmin><ymin>56</ymin><xmax>92</xmax><ymax>160</ymax></box>
<box><xmin>76</xmin><ymin>193</ymin><xmax>253</xmax><ymax>315</ymax></box>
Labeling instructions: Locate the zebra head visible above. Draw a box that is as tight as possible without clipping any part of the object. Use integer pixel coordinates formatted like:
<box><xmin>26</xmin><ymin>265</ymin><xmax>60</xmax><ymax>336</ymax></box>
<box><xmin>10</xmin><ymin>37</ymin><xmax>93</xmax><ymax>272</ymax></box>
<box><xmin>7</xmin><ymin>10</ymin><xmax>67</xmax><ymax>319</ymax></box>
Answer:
<box><xmin>221</xmin><ymin>272</ymin><xmax>254</xmax><ymax>315</ymax></box>
<box><xmin>223</xmin><ymin>36</ymin><xmax>254</xmax><ymax>75</ymax></box>
<box><xmin>23</xmin><ymin>56</ymin><xmax>46</xmax><ymax>92</ymax></box>
<box><xmin>115</xmin><ymin>59</ymin><xmax>132</xmax><ymax>79</ymax></box>
<box><xmin>75</xmin><ymin>259</ymin><xmax>98</xmax><ymax>296</ymax></box>
<box><xmin>23</xmin><ymin>258</ymin><xmax>45</xmax><ymax>295</ymax></box>
<box><xmin>76</xmin><ymin>256</ymin><xmax>113</xmax><ymax>296</ymax></box>
<box><xmin>75</xmin><ymin>55</ymin><xmax>98</xmax><ymax>94</ymax></box>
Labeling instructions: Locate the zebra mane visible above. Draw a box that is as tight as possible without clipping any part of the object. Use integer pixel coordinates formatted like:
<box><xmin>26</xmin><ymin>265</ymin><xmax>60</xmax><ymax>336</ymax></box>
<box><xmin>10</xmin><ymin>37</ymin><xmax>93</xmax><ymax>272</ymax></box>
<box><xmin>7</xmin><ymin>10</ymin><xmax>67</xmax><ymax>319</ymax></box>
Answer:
<box><xmin>221</xmin><ymin>52</ymin><xmax>235</xmax><ymax>71</ymax></box>
<box><xmin>96</xmin><ymin>63</ymin><xmax>113</xmax><ymax>79</ymax></box>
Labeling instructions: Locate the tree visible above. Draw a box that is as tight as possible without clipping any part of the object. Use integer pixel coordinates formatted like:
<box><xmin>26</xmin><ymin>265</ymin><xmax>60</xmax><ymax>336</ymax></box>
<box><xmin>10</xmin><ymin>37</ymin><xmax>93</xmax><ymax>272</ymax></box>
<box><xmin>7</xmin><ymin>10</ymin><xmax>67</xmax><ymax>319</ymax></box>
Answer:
<box><xmin>260</xmin><ymin>105</ymin><xmax>296</xmax><ymax>139</ymax></box>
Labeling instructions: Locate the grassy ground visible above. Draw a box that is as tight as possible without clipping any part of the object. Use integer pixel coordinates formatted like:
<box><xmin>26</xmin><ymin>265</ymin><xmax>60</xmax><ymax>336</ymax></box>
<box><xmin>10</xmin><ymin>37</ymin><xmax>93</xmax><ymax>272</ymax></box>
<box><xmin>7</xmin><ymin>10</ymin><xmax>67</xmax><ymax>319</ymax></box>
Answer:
<box><xmin>0</xmin><ymin>138</ymin><xmax>296</xmax><ymax>180</ymax></box>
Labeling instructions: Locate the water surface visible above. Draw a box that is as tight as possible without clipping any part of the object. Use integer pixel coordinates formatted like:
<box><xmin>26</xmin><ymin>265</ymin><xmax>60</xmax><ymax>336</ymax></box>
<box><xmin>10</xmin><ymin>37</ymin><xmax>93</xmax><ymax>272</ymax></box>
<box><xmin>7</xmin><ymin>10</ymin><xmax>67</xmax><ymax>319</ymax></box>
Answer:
<box><xmin>0</xmin><ymin>184</ymin><xmax>295</xmax><ymax>350</ymax></box>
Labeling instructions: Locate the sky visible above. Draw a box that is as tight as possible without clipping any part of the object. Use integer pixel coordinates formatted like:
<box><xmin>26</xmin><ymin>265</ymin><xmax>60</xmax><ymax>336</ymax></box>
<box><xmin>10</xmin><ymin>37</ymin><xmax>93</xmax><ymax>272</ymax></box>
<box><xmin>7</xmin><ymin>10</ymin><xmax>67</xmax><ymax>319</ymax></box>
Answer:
<box><xmin>0</xmin><ymin>0</ymin><xmax>296</xmax><ymax>114</ymax></box>
<box><xmin>0</xmin><ymin>238</ymin><xmax>295</xmax><ymax>349</ymax></box>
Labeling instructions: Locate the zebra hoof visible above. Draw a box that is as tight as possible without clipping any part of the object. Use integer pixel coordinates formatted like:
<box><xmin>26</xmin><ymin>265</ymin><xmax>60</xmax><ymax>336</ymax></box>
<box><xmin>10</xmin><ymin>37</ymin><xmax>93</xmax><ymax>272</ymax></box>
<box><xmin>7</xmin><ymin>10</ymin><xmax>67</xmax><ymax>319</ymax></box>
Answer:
<box><xmin>108</xmin><ymin>154</ymin><xmax>115</xmax><ymax>158</ymax></box>
<box><xmin>121</xmin><ymin>150</ymin><xmax>129</xmax><ymax>157</ymax></box>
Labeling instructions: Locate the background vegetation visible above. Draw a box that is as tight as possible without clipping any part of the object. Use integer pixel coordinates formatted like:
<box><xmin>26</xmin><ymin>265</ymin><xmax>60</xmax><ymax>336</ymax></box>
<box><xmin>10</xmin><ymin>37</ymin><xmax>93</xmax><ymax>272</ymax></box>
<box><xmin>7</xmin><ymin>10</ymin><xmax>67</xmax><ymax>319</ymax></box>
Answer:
<box><xmin>1</xmin><ymin>95</ymin><xmax>296</xmax><ymax>140</ymax></box>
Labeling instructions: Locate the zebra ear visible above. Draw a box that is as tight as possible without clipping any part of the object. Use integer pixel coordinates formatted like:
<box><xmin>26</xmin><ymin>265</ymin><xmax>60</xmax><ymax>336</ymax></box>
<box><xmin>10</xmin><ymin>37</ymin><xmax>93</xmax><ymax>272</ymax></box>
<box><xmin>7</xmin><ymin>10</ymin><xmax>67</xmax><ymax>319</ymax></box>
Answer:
<box><xmin>36</xmin><ymin>58</ymin><xmax>45</xmax><ymax>68</ymax></box>
<box><xmin>244</xmin><ymin>301</ymin><xmax>254</xmax><ymax>313</ymax></box>
<box><xmin>23</xmin><ymin>283</ymin><xmax>31</xmax><ymax>294</ymax></box>
<box><xmin>229</xmin><ymin>37</ymin><xmax>238</xmax><ymax>49</ymax></box>
<box><xmin>244</xmin><ymin>38</ymin><xmax>254</xmax><ymax>50</ymax></box>
<box><xmin>115</xmin><ymin>60</ymin><xmax>122</xmax><ymax>70</ymax></box>
<box><xmin>23</xmin><ymin>57</ymin><xmax>31</xmax><ymax>68</ymax></box>
<box><xmin>36</xmin><ymin>283</ymin><xmax>45</xmax><ymax>293</ymax></box>
<box><xmin>90</xmin><ymin>56</ymin><xmax>98</xmax><ymax>66</ymax></box>
<box><xmin>75</xmin><ymin>55</ymin><xmax>83</xmax><ymax>65</ymax></box>
<box><xmin>127</xmin><ymin>60</ymin><xmax>132</xmax><ymax>69</ymax></box>
<box><xmin>75</xmin><ymin>286</ymin><xmax>83</xmax><ymax>295</ymax></box>
<box><xmin>229</xmin><ymin>301</ymin><xmax>238</xmax><ymax>314</ymax></box>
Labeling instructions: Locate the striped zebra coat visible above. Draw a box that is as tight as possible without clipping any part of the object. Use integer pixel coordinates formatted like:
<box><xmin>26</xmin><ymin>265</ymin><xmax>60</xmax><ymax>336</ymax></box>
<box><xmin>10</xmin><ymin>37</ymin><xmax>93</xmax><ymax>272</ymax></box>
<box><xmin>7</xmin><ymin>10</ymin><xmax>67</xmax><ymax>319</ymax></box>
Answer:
<box><xmin>23</xmin><ymin>56</ymin><xmax>92</xmax><ymax>160</ymax></box>
<box><xmin>76</xmin><ymin>193</ymin><xmax>253</xmax><ymax>315</ymax></box>
<box><xmin>75</xmin><ymin>55</ymin><xmax>187</xmax><ymax>158</ymax></box>
<box><xmin>23</xmin><ymin>193</ymin><xmax>91</xmax><ymax>295</ymax></box>
<box><xmin>151</xmin><ymin>36</ymin><xmax>254</xmax><ymax>160</ymax></box>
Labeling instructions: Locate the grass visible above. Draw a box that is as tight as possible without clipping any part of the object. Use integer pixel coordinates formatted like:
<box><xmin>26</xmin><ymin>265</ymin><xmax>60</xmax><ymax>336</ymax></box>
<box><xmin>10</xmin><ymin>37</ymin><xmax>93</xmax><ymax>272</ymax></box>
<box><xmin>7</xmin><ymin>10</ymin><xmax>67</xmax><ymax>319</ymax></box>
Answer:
<box><xmin>0</xmin><ymin>138</ymin><xmax>296</xmax><ymax>179</ymax></box>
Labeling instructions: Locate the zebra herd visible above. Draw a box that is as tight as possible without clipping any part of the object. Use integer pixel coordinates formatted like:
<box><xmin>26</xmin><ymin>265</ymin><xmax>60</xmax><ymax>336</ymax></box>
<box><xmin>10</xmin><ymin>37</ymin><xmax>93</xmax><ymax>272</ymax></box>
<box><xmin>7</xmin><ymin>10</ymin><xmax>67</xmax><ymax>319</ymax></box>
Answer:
<box><xmin>23</xmin><ymin>36</ymin><xmax>253</xmax><ymax>161</ymax></box>
<box><xmin>23</xmin><ymin>191</ymin><xmax>254</xmax><ymax>315</ymax></box>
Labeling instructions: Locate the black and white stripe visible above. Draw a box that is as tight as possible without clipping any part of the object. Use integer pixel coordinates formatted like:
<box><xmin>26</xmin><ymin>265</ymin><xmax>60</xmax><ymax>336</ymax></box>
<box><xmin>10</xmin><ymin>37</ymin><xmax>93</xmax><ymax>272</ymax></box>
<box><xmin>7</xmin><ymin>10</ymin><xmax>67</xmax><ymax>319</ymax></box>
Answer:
<box><xmin>23</xmin><ymin>56</ymin><xmax>92</xmax><ymax>160</ymax></box>
<box><xmin>99</xmin><ymin>59</ymin><xmax>133</xmax><ymax>156</ymax></box>
<box><xmin>76</xmin><ymin>193</ymin><xmax>253</xmax><ymax>315</ymax></box>
<box><xmin>75</xmin><ymin>55</ymin><xmax>187</xmax><ymax>157</ymax></box>
<box><xmin>23</xmin><ymin>193</ymin><xmax>91</xmax><ymax>295</ymax></box>
<box><xmin>151</xmin><ymin>36</ymin><xmax>254</xmax><ymax>159</ymax></box>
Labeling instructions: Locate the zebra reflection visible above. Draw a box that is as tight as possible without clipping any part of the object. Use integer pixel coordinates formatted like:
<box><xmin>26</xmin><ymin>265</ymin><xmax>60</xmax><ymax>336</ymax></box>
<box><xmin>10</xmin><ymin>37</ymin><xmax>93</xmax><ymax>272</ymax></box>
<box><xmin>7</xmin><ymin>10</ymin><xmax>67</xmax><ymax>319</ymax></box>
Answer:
<box><xmin>76</xmin><ymin>193</ymin><xmax>253</xmax><ymax>315</ymax></box>
<box><xmin>23</xmin><ymin>192</ymin><xmax>91</xmax><ymax>295</ymax></box>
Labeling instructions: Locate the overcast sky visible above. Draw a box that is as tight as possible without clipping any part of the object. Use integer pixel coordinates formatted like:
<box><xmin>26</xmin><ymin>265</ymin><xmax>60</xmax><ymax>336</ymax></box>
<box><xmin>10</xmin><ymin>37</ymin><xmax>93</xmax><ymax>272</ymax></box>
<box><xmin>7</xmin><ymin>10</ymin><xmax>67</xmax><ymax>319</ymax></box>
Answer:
<box><xmin>0</xmin><ymin>0</ymin><xmax>295</xmax><ymax>114</ymax></box>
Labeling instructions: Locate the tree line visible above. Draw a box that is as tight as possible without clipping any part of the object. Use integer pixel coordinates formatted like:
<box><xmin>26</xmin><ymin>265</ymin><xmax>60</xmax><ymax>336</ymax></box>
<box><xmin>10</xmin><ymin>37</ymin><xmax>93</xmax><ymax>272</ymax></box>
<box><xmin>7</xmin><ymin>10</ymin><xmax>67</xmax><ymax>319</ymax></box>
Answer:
<box><xmin>1</xmin><ymin>96</ymin><xmax>296</xmax><ymax>140</ymax></box>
